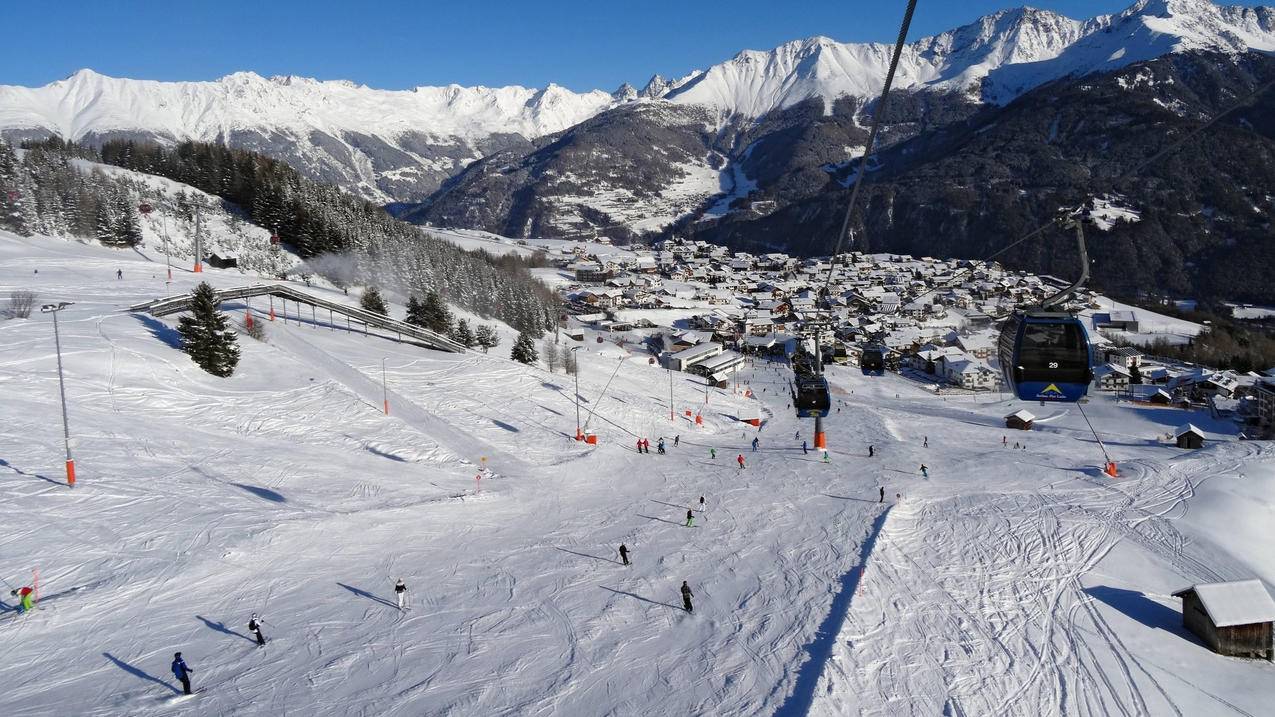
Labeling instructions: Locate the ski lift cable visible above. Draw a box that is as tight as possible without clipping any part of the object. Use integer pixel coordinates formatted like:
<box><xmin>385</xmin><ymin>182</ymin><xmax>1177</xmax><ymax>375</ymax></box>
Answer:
<box><xmin>901</xmin><ymin>75</ymin><xmax>1275</xmax><ymax>310</ymax></box>
<box><xmin>821</xmin><ymin>0</ymin><xmax>919</xmax><ymax>298</ymax></box>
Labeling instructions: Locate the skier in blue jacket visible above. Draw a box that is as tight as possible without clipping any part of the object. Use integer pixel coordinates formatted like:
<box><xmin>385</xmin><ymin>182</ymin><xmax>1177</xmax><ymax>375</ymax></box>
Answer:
<box><xmin>172</xmin><ymin>652</ymin><xmax>194</xmax><ymax>695</ymax></box>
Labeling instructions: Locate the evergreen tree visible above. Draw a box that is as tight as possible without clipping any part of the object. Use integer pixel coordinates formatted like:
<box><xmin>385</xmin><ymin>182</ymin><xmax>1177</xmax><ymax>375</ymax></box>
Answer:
<box><xmin>361</xmin><ymin>286</ymin><xmax>388</xmax><ymax>316</ymax></box>
<box><xmin>541</xmin><ymin>339</ymin><xmax>559</xmax><ymax>372</ymax></box>
<box><xmin>475</xmin><ymin>325</ymin><xmax>500</xmax><ymax>353</ymax></box>
<box><xmin>1129</xmin><ymin>361</ymin><xmax>1143</xmax><ymax>385</ymax></box>
<box><xmin>421</xmin><ymin>290</ymin><xmax>452</xmax><ymax>334</ymax></box>
<box><xmin>451</xmin><ymin>318</ymin><xmax>475</xmax><ymax>348</ymax></box>
<box><xmin>511</xmin><ymin>331</ymin><xmax>538</xmax><ymax>365</ymax></box>
<box><xmin>177</xmin><ymin>282</ymin><xmax>240</xmax><ymax>377</ymax></box>
<box><xmin>404</xmin><ymin>294</ymin><xmax>426</xmax><ymax>327</ymax></box>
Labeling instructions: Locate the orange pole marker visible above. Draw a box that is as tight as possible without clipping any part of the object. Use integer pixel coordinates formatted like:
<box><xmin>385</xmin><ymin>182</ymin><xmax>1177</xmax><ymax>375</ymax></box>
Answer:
<box><xmin>65</xmin><ymin>459</ymin><xmax>76</xmax><ymax>487</ymax></box>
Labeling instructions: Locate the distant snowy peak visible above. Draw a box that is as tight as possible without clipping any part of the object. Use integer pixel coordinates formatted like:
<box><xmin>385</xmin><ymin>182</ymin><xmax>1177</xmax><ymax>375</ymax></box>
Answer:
<box><xmin>0</xmin><ymin>68</ymin><xmax>616</xmax><ymax>143</ymax></box>
<box><xmin>661</xmin><ymin>0</ymin><xmax>1275</xmax><ymax>116</ymax></box>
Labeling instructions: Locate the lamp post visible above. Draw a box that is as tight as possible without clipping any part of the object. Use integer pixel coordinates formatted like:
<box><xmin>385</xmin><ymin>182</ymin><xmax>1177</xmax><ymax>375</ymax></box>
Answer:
<box><xmin>571</xmin><ymin>347</ymin><xmax>583</xmax><ymax>440</ymax></box>
<box><xmin>381</xmin><ymin>357</ymin><xmax>389</xmax><ymax>415</ymax></box>
<box><xmin>41</xmin><ymin>302</ymin><xmax>75</xmax><ymax>487</ymax></box>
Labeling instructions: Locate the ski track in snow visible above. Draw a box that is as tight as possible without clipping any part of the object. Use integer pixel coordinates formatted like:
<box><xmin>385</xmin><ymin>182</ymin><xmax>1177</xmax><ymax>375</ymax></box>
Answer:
<box><xmin>3</xmin><ymin>231</ymin><xmax>1275</xmax><ymax>715</ymax></box>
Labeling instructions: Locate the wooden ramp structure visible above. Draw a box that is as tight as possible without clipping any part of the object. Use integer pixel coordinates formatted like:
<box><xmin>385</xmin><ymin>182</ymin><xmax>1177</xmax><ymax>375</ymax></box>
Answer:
<box><xmin>128</xmin><ymin>283</ymin><xmax>466</xmax><ymax>353</ymax></box>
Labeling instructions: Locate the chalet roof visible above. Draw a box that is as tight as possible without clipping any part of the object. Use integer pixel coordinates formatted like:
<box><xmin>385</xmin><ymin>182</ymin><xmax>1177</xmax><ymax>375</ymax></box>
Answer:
<box><xmin>1173</xmin><ymin>580</ymin><xmax>1275</xmax><ymax>627</ymax></box>
<box><xmin>1174</xmin><ymin>423</ymin><xmax>1205</xmax><ymax>439</ymax></box>
<box><xmin>1005</xmin><ymin>410</ymin><xmax>1036</xmax><ymax>422</ymax></box>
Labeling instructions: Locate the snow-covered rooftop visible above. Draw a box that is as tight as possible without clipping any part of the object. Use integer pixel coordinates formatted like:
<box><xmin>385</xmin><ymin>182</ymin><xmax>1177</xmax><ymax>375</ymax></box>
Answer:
<box><xmin>1176</xmin><ymin>580</ymin><xmax>1275</xmax><ymax>628</ymax></box>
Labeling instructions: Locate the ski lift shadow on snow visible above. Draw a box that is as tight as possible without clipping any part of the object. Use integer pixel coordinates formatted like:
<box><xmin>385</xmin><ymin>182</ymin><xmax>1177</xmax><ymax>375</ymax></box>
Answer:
<box><xmin>230</xmin><ymin>483</ymin><xmax>286</xmax><ymax>503</ymax></box>
<box><xmin>336</xmin><ymin>582</ymin><xmax>398</xmax><ymax>610</ymax></box>
<box><xmin>195</xmin><ymin>614</ymin><xmax>256</xmax><ymax>643</ymax></box>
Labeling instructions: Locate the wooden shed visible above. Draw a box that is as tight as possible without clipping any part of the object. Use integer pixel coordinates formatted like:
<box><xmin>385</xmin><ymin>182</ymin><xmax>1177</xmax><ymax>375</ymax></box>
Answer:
<box><xmin>1174</xmin><ymin>424</ymin><xmax>1205</xmax><ymax>449</ymax></box>
<box><xmin>1004</xmin><ymin>409</ymin><xmax>1035</xmax><ymax>431</ymax></box>
<box><xmin>1172</xmin><ymin>580</ymin><xmax>1275</xmax><ymax>660</ymax></box>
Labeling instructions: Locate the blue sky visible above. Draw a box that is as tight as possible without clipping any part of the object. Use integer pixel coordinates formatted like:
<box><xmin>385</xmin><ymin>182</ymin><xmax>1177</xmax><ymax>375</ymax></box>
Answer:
<box><xmin>2</xmin><ymin>1</ymin><xmax>1267</xmax><ymax>90</ymax></box>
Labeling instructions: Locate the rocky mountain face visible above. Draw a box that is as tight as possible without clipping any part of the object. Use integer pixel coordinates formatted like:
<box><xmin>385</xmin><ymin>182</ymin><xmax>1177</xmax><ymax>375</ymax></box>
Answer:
<box><xmin>0</xmin><ymin>70</ymin><xmax>619</xmax><ymax>203</ymax></box>
<box><xmin>699</xmin><ymin>50</ymin><xmax>1275</xmax><ymax>304</ymax></box>
<box><xmin>1</xmin><ymin>0</ymin><xmax>1272</xmax><ymax>300</ymax></box>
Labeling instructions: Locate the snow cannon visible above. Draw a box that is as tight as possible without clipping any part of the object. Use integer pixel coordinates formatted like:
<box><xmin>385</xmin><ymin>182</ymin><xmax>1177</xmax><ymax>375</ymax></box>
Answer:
<box><xmin>1104</xmin><ymin>462</ymin><xmax>1119</xmax><ymax>478</ymax></box>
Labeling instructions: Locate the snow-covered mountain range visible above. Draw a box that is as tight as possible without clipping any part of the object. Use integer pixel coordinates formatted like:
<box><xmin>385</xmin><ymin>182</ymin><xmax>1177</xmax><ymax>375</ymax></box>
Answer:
<box><xmin>0</xmin><ymin>0</ymin><xmax>1271</xmax><ymax>205</ymax></box>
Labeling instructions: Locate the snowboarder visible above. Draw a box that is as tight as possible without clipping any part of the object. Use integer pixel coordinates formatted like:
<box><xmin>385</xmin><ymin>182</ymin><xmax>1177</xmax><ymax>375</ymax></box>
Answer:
<box><xmin>737</xmin><ymin>454</ymin><xmax>745</xmax><ymax>470</ymax></box>
<box><xmin>657</xmin><ymin>438</ymin><xmax>666</xmax><ymax>455</ymax></box>
<box><xmin>920</xmin><ymin>464</ymin><xmax>929</xmax><ymax>478</ymax></box>
<box><xmin>171</xmin><ymin>652</ymin><xmax>194</xmax><ymax>695</ymax></box>
<box><xmin>710</xmin><ymin>447</ymin><xmax>717</xmax><ymax>459</ymax></box>
<box><xmin>248</xmin><ymin>613</ymin><xmax>266</xmax><ymax>646</ymax></box>
<box><xmin>395</xmin><ymin>578</ymin><xmax>408</xmax><ymax>610</ymax></box>
<box><xmin>674</xmin><ymin>435</ymin><xmax>680</xmax><ymax>448</ymax></box>
<box><xmin>868</xmin><ymin>444</ymin><xmax>874</xmax><ymax>458</ymax></box>
<box><xmin>10</xmin><ymin>586</ymin><xmax>34</xmax><ymax>613</ymax></box>
<box><xmin>751</xmin><ymin>437</ymin><xmax>759</xmax><ymax>452</ymax></box>
<box><xmin>619</xmin><ymin>544</ymin><xmax>630</xmax><ymax>566</ymax></box>
<box><xmin>879</xmin><ymin>486</ymin><xmax>885</xmax><ymax>503</ymax></box>
<box><xmin>685</xmin><ymin>509</ymin><xmax>694</xmax><ymax>528</ymax></box>
<box><xmin>681</xmin><ymin>581</ymin><xmax>695</xmax><ymax>613</ymax></box>
<box><xmin>802</xmin><ymin>440</ymin><xmax>808</xmax><ymax>455</ymax></box>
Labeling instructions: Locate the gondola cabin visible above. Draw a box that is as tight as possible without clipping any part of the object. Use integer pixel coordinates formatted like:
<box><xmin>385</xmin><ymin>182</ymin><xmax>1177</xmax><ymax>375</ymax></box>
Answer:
<box><xmin>861</xmin><ymin>346</ymin><xmax>885</xmax><ymax>375</ymax></box>
<box><xmin>998</xmin><ymin>312</ymin><xmax>1093</xmax><ymax>402</ymax></box>
<box><xmin>793</xmin><ymin>376</ymin><xmax>831</xmax><ymax>418</ymax></box>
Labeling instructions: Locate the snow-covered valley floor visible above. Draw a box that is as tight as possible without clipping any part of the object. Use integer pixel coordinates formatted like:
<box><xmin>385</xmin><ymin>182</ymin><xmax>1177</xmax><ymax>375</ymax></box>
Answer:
<box><xmin>2</xmin><ymin>231</ymin><xmax>1273</xmax><ymax>716</ymax></box>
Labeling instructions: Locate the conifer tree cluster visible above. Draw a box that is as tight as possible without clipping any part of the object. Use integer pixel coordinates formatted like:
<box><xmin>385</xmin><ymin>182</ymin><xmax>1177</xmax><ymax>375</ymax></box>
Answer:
<box><xmin>95</xmin><ymin>138</ymin><xmax>559</xmax><ymax>334</ymax></box>
<box><xmin>177</xmin><ymin>282</ymin><xmax>241</xmax><ymax>377</ymax></box>
<box><xmin>510</xmin><ymin>332</ymin><xmax>538</xmax><ymax>365</ymax></box>
<box><xmin>0</xmin><ymin>140</ymin><xmax>142</xmax><ymax>246</ymax></box>
<box><xmin>405</xmin><ymin>290</ymin><xmax>452</xmax><ymax>334</ymax></box>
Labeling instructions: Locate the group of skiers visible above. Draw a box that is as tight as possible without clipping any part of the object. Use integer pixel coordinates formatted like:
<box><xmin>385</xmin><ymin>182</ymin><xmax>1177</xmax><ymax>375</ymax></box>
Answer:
<box><xmin>636</xmin><ymin>436</ymin><xmax>680</xmax><ymax>454</ymax></box>
<box><xmin>159</xmin><ymin>577</ymin><xmax>411</xmax><ymax>695</ymax></box>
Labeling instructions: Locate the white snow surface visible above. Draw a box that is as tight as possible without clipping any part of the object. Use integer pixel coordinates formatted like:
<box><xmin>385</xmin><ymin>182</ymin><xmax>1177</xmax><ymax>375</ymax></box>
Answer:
<box><xmin>3</xmin><ymin>229</ymin><xmax>1275</xmax><ymax>715</ymax></box>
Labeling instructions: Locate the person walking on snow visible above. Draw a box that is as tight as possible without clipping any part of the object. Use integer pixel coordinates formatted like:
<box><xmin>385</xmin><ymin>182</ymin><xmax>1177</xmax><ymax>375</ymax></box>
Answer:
<box><xmin>802</xmin><ymin>440</ymin><xmax>808</xmax><ymax>455</ymax></box>
<box><xmin>868</xmin><ymin>444</ymin><xmax>875</xmax><ymax>458</ymax></box>
<box><xmin>879</xmin><ymin>486</ymin><xmax>885</xmax><ymax>503</ymax></box>
<box><xmin>674</xmin><ymin>435</ymin><xmax>680</xmax><ymax>447</ymax></box>
<box><xmin>920</xmin><ymin>464</ymin><xmax>929</xmax><ymax>478</ymax></box>
<box><xmin>248</xmin><ymin>613</ymin><xmax>266</xmax><ymax>646</ymax></box>
<box><xmin>116</xmin><ymin>268</ymin><xmax>122</xmax><ymax>280</ymax></box>
<box><xmin>171</xmin><ymin>652</ymin><xmax>194</xmax><ymax>695</ymax></box>
<box><xmin>657</xmin><ymin>438</ymin><xmax>666</xmax><ymax>455</ymax></box>
<box><xmin>636</xmin><ymin>438</ymin><xmax>643</xmax><ymax>454</ymax></box>
<box><xmin>685</xmin><ymin>509</ymin><xmax>694</xmax><ymax>528</ymax></box>
<box><xmin>751</xmin><ymin>437</ymin><xmax>759</xmax><ymax>452</ymax></box>
<box><xmin>395</xmin><ymin>578</ymin><xmax>408</xmax><ymax>610</ymax></box>
<box><xmin>1002</xmin><ymin>435</ymin><xmax>1008</xmax><ymax>447</ymax></box>
<box><xmin>923</xmin><ymin>436</ymin><xmax>928</xmax><ymax>448</ymax></box>
<box><xmin>737</xmin><ymin>454</ymin><xmax>746</xmax><ymax>470</ymax></box>
<box><xmin>681</xmin><ymin>581</ymin><xmax>695</xmax><ymax>613</ymax></box>
<box><xmin>619</xmin><ymin>544</ymin><xmax>630</xmax><ymax>566</ymax></box>
<box><xmin>10</xmin><ymin>586</ymin><xmax>34</xmax><ymax>613</ymax></box>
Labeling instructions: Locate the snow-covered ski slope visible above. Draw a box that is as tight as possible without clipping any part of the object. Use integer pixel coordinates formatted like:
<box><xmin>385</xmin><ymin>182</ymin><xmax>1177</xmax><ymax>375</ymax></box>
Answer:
<box><xmin>2</xmin><ymin>230</ymin><xmax>1274</xmax><ymax>715</ymax></box>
